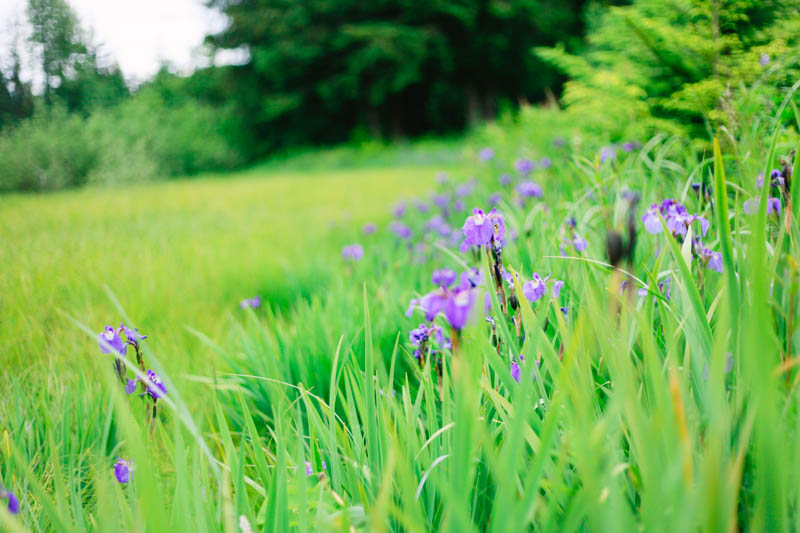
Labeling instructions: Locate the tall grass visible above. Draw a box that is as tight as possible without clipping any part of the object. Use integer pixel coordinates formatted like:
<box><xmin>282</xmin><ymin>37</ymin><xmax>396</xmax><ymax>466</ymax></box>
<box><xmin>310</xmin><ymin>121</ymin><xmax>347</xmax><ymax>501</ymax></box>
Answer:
<box><xmin>1</xmin><ymin>96</ymin><xmax>799</xmax><ymax>531</ymax></box>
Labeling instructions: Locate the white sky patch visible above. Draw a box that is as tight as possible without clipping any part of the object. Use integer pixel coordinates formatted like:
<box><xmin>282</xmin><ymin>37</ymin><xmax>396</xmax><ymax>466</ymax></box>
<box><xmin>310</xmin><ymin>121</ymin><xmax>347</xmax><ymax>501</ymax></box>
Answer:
<box><xmin>0</xmin><ymin>0</ymin><xmax>244</xmax><ymax>88</ymax></box>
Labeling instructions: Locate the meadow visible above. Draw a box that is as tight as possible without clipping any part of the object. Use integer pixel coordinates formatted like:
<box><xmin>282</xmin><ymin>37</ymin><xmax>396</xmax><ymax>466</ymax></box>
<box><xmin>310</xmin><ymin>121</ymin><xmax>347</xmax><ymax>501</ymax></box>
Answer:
<box><xmin>2</xmin><ymin>98</ymin><xmax>800</xmax><ymax>533</ymax></box>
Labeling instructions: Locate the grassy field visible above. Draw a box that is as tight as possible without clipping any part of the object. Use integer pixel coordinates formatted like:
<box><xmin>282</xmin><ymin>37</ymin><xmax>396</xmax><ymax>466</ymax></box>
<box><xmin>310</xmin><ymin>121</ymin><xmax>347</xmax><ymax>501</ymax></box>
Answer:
<box><xmin>2</xmin><ymin>102</ymin><xmax>800</xmax><ymax>531</ymax></box>
<box><xmin>0</xmin><ymin>163</ymin><xmax>445</xmax><ymax>375</ymax></box>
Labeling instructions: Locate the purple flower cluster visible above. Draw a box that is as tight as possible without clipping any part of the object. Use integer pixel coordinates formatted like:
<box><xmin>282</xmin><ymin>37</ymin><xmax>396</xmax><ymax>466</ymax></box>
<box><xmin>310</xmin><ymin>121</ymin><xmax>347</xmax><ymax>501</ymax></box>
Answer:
<box><xmin>114</xmin><ymin>456</ymin><xmax>133</xmax><ymax>484</ymax></box>
<box><xmin>521</xmin><ymin>273</ymin><xmax>564</xmax><ymax>303</ymax></box>
<box><xmin>341</xmin><ymin>244</ymin><xmax>364</xmax><ymax>261</ymax></box>
<box><xmin>641</xmin><ymin>198</ymin><xmax>709</xmax><ymax>238</ymax></box>
<box><xmin>478</xmin><ymin>147</ymin><xmax>495</xmax><ymax>161</ymax></box>
<box><xmin>460</xmin><ymin>207</ymin><xmax>505</xmax><ymax>252</ymax></box>
<box><xmin>406</xmin><ymin>268</ymin><xmax>485</xmax><ymax>331</ymax></box>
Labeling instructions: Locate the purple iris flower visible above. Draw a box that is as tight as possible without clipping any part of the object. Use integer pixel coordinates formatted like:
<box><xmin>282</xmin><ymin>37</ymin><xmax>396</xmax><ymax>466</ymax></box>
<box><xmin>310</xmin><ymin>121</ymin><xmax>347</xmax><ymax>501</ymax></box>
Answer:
<box><xmin>444</xmin><ymin>289</ymin><xmax>476</xmax><ymax>331</ymax></box>
<box><xmin>488</xmin><ymin>193</ymin><xmax>502</xmax><ymax>206</ymax></box>
<box><xmin>432</xmin><ymin>194</ymin><xmax>449</xmax><ymax>210</ymax></box>
<box><xmin>409</xmin><ymin>323</ymin><xmax>432</xmax><ymax>346</ymax></box>
<box><xmin>362</xmin><ymin>223</ymin><xmax>377</xmax><ymax>234</ymax></box>
<box><xmin>456</xmin><ymin>182</ymin><xmax>475</xmax><ymax>198</ymax></box>
<box><xmin>304</xmin><ymin>461</ymin><xmax>313</xmax><ymax>476</ymax></box>
<box><xmin>121</xmin><ymin>324</ymin><xmax>146</xmax><ymax>347</ymax></box>
<box><xmin>510</xmin><ymin>361</ymin><xmax>521</xmax><ymax>383</ymax></box>
<box><xmin>622</xmin><ymin>142</ymin><xmax>636</xmax><ymax>152</ymax></box>
<box><xmin>415</xmin><ymin>289</ymin><xmax>450</xmax><ymax>321</ymax></box>
<box><xmin>641</xmin><ymin>199</ymin><xmax>708</xmax><ymax>237</ymax></box>
<box><xmin>478</xmin><ymin>147</ymin><xmax>495</xmax><ymax>161</ymax></box>
<box><xmin>517</xmin><ymin>181</ymin><xmax>543</xmax><ymax>198</ymax></box>
<box><xmin>390</xmin><ymin>221</ymin><xmax>412</xmax><ymax>239</ymax></box>
<box><xmin>540</xmin><ymin>157</ymin><xmax>552</xmax><ymax>169</ymax></box>
<box><xmin>145</xmin><ymin>369</ymin><xmax>167</xmax><ymax>399</ymax></box>
<box><xmin>515</xmin><ymin>158</ymin><xmax>535</xmax><ymax>175</ymax></box>
<box><xmin>426</xmin><ymin>215</ymin><xmax>452</xmax><ymax>237</ymax></box>
<box><xmin>240</xmin><ymin>296</ymin><xmax>261</xmax><ymax>309</ymax></box>
<box><xmin>453</xmin><ymin>199</ymin><xmax>466</xmax><ymax>212</ymax></box>
<box><xmin>552</xmin><ymin>280</ymin><xmax>565</xmax><ymax>299</ymax></box>
<box><xmin>114</xmin><ymin>457</ymin><xmax>132</xmax><ymax>484</ymax></box>
<box><xmin>743</xmin><ymin>198</ymin><xmax>757</xmax><ymax>215</ymax></box>
<box><xmin>414</xmin><ymin>199</ymin><xmax>430</xmax><ymax>213</ymax></box>
<box><xmin>432</xmin><ymin>269</ymin><xmax>457</xmax><ymax>288</ymax></box>
<box><xmin>98</xmin><ymin>325</ymin><xmax>126</xmax><ymax>356</ymax></box>
<box><xmin>1</xmin><ymin>490</ymin><xmax>19</xmax><ymax>515</ymax></box>
<box><xmin>756</xmin><ymin>173</ymin><xmax>764</xmax><ymax>188</ymax></box>
<box><xmin>572</xmin><ymin>233</ymin><xmax>587</xmax><ymax>252</ymax></box>
<box><xmin>460</xmin><ymin>208</ymin><xmax>505</xmax><ymax>251</ymax></box>
<box><xmin>760</xmin><ymin>53</ymin><xmax>770</xmax><ymax>66</ymax></box>
<box><xmin>393</xmin><ymin>202</ymin><xmax>407</xmax><ymax>218</ymax></box>
<box><xmin>125</xmin><ymin>379</ymin><xmax>137</xmax><ymax>395</ymax></box>
<box><xmin>523</xmin><ymin>273</ymin><xmax>547</xmax><ymax>303</ymax></box>
<box><xmin>499</xmin><ymin>173</ymin><xmax>512</xmax><ymax>186</ymax></box>
<box><xmin>600</xmin><ymin>147</ymin><xmax>616</xmax><ymax>163</ymax></box>
<box><xmin>770</xmin><ymin>169</ymin><xmax>784</xmax><ymax>188</ymax></box>
<box><xmin>459</xmin><ymin>268</ymin><xmax>482</xmax><ymax>289</ymax></box>
<box><xmin>342</xmin><ymin>244</ymin><xmax>364</xmax><ymax>261</ymax></box>
<box><xmin>768</xmin><ymin>197</ymin><xmax>781</xmax><ymax>216</ymax></box>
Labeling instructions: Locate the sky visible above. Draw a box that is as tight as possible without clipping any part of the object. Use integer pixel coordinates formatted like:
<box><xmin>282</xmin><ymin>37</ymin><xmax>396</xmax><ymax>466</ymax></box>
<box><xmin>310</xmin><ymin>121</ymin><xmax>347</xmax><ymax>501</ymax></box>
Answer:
<box><xmin>0</xmin><ymin>0</ymin><xmax>245</xmax><ymax>85</ymax></box>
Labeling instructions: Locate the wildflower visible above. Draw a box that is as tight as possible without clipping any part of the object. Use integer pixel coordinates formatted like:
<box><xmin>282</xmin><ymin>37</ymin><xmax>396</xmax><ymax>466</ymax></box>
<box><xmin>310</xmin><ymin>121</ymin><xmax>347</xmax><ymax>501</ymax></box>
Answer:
<box><xmin>743</xmin><ymin>198</ymin><xmax>758</xmax><ymax>215</ymax></box>
<box><xmin>414</xmin><ymin>199</ymin><xmax>430</xmax><ymax>213</ymax></box>
<box><xmin>390</xmin><ymin>221</ymin><xmax>412</xmax><ymax>239</ymax></box>
<box><xmin>432</xmin><ymin>269</ymin><xmax>457</xmax><ymax>288</ymax></box>
<box><xmin>240</xmin><ymin>296</ymin><xmax>261</xmax><ymax>310</ymax></box>
<box><xmin>600</xmin><ymin>147</ymin><xmax>616</xmax><ymax>163</ymax></box>
<box><xmin>1</xmin><ymin>489</ymin><xmax>19</xmax><ymax>515</ymax></box>
<box><xmin>499</xmin><ymin>173</ymin><xmax>512</xmax><ymax>186</ymax></box>
<box><xmin>362</xmin><ymin>223</ymin><xmax>377</xmax><ymax>234</ymax></box>
<box><xmin>552</xmin><ymin>136</ymin><xmax>566</xmax><ymax>148</ymax></box>
<box><xmin>770</xmin><ymin>169</ymin><xmax>785</xmax><ymax>188</ymax></box>
<box><xmin>453</xmin><ymin>199</ymin><xmax>465</xmax><ymax>212</ymax></box>
<box><xmin>393</xmin><ymin>202</ymin><xmax>406</xmax><ymax>218</ymax></box>
<box><xmin>523</xmin><ymin>273</ymin><xmax>547</xmax><ymax>303</ymax></box>
<box><xmin>304</xmin><ymin>461</ymin><xmax>313</xmax><ymax>476</ymax></box>
<box><xmin>114</xmin><ymin>456</ymin><xmax>133</xmax><ymax>484</ymax></box>
<box><xmin>461</xmin><ymin>208</ymin><xmax>493</xmax><ymax>248</ymax></box>
<box><xmin>760</xmin><ymin>53</ymin><xmax>770</xmax><ymax>66</ymax></box>
<box><xmin>444</xmin><ymin>288</ymin><xmax>476</xmax><ymax>331</ymax></box>
<box><xmin>456</xmin><ymin>182</ymin><xmax>475</xmax><ymax>198</ymax></box>
<box><xmin>510</xmin><ymin>361</ymin><xmax>521</xmax><ymax>383</ymax></box>
<box><xmin>488</xmin><ymin>193</ymin><xmax>502</xmax><ymax>206</ymax></box>
<box><xmin>515</xmin><ymin>158</ymin><xmax>535</xmax><ymax>175</ymax></box>
<box><xmin>517</xmin><ymin>181</ymin><xmax>543</xmax><ymax>198</ymax></box>
<box><xmin>540</xmin><ymin>157</ymin><xmax>552</xmax><ymax>169</ymax></box>
<box><xmin>641</xmin><ymin>199</ymin><xmax>708</xmax><ymax>238</ymax></box>
<box><xmin>145</xmin><ymin>369</ymin><xmax>167</xmax><ymax>399</ymax></box>
<box><xmin>98</xmin><ymin>325</ymin><xmax>126</xmax><ymax>356</ymax></box>
<box><xmin>432</xmin><ymin>194</ymin><xmax>449</xmax><ymax>210</ymax></box>
<box><xmin>572</xmin><ymin>233</ymin><xmax>587</xmax><ymax>252</ymax></box>
<box><xmin>121</xmin><ymin>324</ymin><xmax>146</xmax><ymax>348</ymax></box>
<box><xmin>695</xmin><ymin>241</ymin><xmax>723</xmax><ymax>273</ymax></box>
<box><xmin>436</xmin><ymin>172</ymin><xmax>449</xmax><ymax>184</ymax></box>
<box><xmin>415</xmin><ymin>289</ymin><xmax>450</xmax><ymax>321</ymax></box>
<box><xmin>125</xmin><ymin>379</ymin><xmax>137</xmax><ymax>395</ymax></box>
<box><xmin>768</xmin><ymin>197</ymin><xmax>781</xmax><ymax>216</ymax></box>
<box><xmin>478</xmin><ymin>147</ymin><xmax>495</xmax><ymax>161</ymax></box>
<box><xmin>622</xmin><ymin>141</ymin><xmax>636</xmax><ymax>152</ymax></box>
<box><xmin>341</xmin><ymin>244</ymin><xmax>364</xmax><ymax>261</ymax></box>
<box><xmin>459</xmin><ymin>268</ymin><xmax>482</xmax><ymax>289</ymax></box>
<box><xmin>552</xmin><ymin>280</ymin><xmax>564</xmax><ymax>298</ymax></box>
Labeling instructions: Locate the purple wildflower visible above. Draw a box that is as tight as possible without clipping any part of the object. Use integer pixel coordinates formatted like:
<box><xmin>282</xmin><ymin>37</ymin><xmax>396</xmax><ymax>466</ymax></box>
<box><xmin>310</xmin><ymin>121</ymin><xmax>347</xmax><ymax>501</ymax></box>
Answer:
<box><xmin>478</xmin><ymin>147</ymin><xmax>495</xmax><ymax>161</ymax></box>
<box><xmin>641</xmin><ymin>199</ymin><xmax>708</xmax><ymax>237</ymax></box>
<box><xmin>499</xmin><ymin>173</ymin><xmax>512</xmax><ymax>186</ymax></box>
<box><xmin>121</xmin><ymin>324</ymin><xmax>146</xmax><ymax>347</ymax></box>
<box><xmin>510</xmin><ymin>361</ymin><xmax>521</xmax><ymax>383</ymax></box>
<box><xmin>515</xmin><ymin>158</ymin><xmax>535</xmax><ymax>175</ymax></box>
<box><xmin>362</xmin><ymin>223</ymin><xmax>377</xmax><ymax>235</ymax></box>
<box><xmin>768</xmin><ymin>197</ymin><xmax>781</xmax><ymax>216</ymax></box>
<box><xmin>756</xmin><ymin>173</ymin><xmax>764</xmax><ymax>188</ymax></box>
<box><xmin>552</xmin><ymin>280</ymin><xmax>564</xmax><ymax>299</ymax></box>
<box><xmin>145</xmin><ymin>369</ymin><xmax>167</xmax><ymax>399</ymax></box>
<box><xmin>98</xmin><ymin>325</ymin><xmax>126</xmax><ymax>356</ymax></box>
<box><xmin>426</xmin><ymin>215</ymin><xmax>452</xmax><ymax>237</ymax></box>
<box><xmin>488</xmin><ymin>193</ymin><xmax>502</xmax><ymax>206</ymax></box>
<box><xmin>390</xmin><ymin>221</ymin><xmax>412</xmax><ymax>239</ymax></box>
<box><xmin>432</xmin><ymin>269</ymin><xmax>457</xmax><ymax>288</ymax></box>
<box><xmin>125</xmin><ymin>379</ymin><xmax>137</xmax><ymax>395</ymax></box>
<box><xmin>517</xmin><ymin>181</ymin><xmax>543</xmax><ymax>198</ymax></box>
<box><xmin>540</xmin><ymin>157</ymin><xmax>552</xmax><ymax>169</ymax></box>
<box><xmin>743</xmin><ymin>198</ymin><xmax>758</xmax><ymax>215</ymax></box>
<box><xmin>456</xmin><ymin>182</ymin><xmax>475</xmax><ymax>198</ymax></box>
<box><xmin>460</xmin><ymin>208</ymin><xmax>493</xmax><ymax>248</ymax></box>
<box><xmin>572</xmin><ymin>233</ymin><xmax>587</xmax><ymax>252</ymax></box>
<box><xmin>114</xmin><ymin>457</ymin><xmax>132</xmax><ymax>484</ymax></box>
<box><xmin>523</xmin><ymin>273</ymin><xmax>547</xmax><ymax>303</ymax></box>
<box><xmin>1</xmin><ymin>490</ymin><xmax>19</xmax><ymax>515</ymax></box>
<box><xmin>342</xmin><ymin>244</ymin><xmax>364</xmax><ymax>261</ymax></box>
<box><xmin>240</xmin><ymin>296</ymin><xmax>261</xmax><ymax>309</ymax></box>
<box><xmin>393</xmin><ymin>202</ymin><xmax>407</xmax><ymax>218</ymax></box>
<box><xmin>453</xmin><ymin>199</ymin><xmax>466</xmax><ymax>212</ymax></box>
<box><xmin>459</xmin><ymin>268</ymin><xmax>482</xmax><ymax>289</ymax></box>
<box><xmin>436</xmin><ymin>172</ymin><xmax>449</xmax><ymax>184</ymax></box>
<box><xmin>418</xmin><ymin>289</ymin><xmax>450</xmax><ymax>321</ymax></box>
<box><xmin>304</xmin><ymin>461</ymin><xmax>313</xmax><ymax>476</ymax></box>
<box><xmin>600</xmin><ymin>147</ymin><xmax>616</xmax><ymax>163</ymax></box>
<box><xmin>622</xmin><ymin>141</ymin><xmax>636</xmax><ymax>152</ymax></box>
<box><xmin>432</xmin><ymin>194</ymin><xmax>449</xmax><ymax>210</ymax></box>
<box><xmin>760</xmin><ymin>53</ymin><xmax>770</xmax><ymax>66</ymax></box>
<box><xmin>414</xmin><ymin>199</ymin><xmax>430</xmax><ymax>213</ymax></box>
<box><xmin>444</xmin><ymin>288</ymin><xmax>476</xmax><ymax>331</ymax></box>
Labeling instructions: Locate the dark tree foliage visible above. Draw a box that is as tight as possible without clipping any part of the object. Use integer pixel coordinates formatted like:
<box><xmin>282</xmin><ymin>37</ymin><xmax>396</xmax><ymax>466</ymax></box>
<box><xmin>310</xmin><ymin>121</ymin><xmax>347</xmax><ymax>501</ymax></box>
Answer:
<box><xmin>0</xmin><ymin>42</ymin><xmax>35</xmax><ymax>129</ymax></box>
<box><xmin>206</xmin><ymin>0</ymin><xmax>590</xmax><ymax>154</ymax></box>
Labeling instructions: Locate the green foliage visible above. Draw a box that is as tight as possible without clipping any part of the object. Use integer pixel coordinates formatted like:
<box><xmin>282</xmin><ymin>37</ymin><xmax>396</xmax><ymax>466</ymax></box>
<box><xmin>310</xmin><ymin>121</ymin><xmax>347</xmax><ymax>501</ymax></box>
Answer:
<box><xmin>208</xmin><ymin>0</ymin><xmax>591</xmax><ymax>152</ymax></box>
<box><xmin>537</xmin><ymin>0</ymin><xmax>800</xmax><ymax>142</ymax></box>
